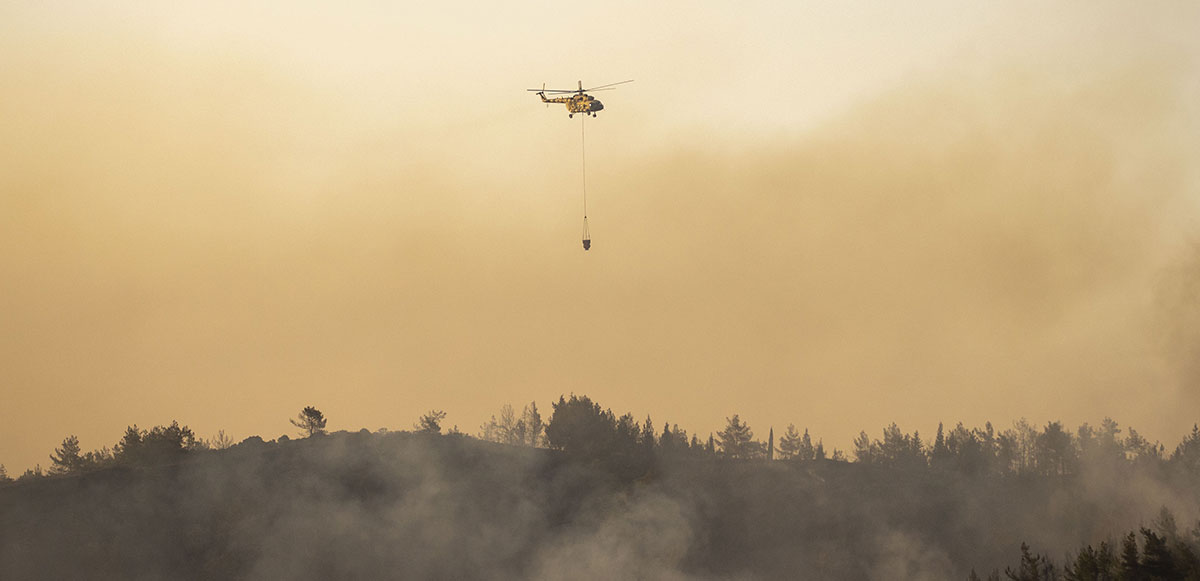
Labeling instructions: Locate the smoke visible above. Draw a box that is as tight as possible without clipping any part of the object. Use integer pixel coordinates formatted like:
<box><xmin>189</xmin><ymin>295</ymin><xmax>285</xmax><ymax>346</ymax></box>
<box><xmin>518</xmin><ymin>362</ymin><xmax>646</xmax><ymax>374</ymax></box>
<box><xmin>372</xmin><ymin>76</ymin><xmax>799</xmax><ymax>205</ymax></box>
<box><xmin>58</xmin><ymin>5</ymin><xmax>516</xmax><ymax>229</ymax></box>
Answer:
<box><xmin>3</xmin><ymin>1</ymin><xmax>1200</xmax><ymax>479</ymax></box>
<box><xmin>4</xmin><ymin>431</ymin><xmax>1197</xmax><ymax>579</ymax></box>
<box><xmin>531</xmin><ymin>491</ymin><xmax>695</xmax><ymax>581</ymax></box>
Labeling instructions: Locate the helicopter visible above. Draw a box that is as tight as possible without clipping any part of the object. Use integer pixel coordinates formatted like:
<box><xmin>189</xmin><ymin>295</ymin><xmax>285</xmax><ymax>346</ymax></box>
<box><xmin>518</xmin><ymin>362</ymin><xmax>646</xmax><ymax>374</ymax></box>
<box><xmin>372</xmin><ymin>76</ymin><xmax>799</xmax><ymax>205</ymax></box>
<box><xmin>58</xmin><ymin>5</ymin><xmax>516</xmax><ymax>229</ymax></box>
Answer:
<box><xmin>528</xmin><ymin>80</ymin><xmax>633</xmax><ymax>118</ymax></box>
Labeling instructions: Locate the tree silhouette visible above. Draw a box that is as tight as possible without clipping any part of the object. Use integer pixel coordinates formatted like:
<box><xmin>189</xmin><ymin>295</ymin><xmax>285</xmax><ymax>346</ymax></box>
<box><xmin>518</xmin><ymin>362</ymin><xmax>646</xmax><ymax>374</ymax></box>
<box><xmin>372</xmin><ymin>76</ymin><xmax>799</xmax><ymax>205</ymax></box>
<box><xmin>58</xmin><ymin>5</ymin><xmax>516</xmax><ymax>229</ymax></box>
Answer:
<box><xmin>1171</xmin><ymin>424</ymin><xmax>1200</xmax><ymax>472</ymax></box>
<box><xmin>1120</xmin><ymin>531</ymin><xmax>1142</xmax><ymax>581</ymax></box>
<box><xmin>778</xmin><ymin>424</ymin><xmax>802</xmax><ymax>460</ymax></box>
<box><xmin>206</xmin><ymin>430</ymin><xmax>234</xmax><ymax>450</ymax></box>
<box><xmin>523</xmin><ymin>402</ymin><xmax>544</xmax><ymax>447</ymax></box>
<box><xmin>1140</xmin><ymin>527</ymin><xmax>1177</xmax><ymax>579</ymax></box>
<box><xmin>415</xmin><ymin>410</ymin><xmax>447</xmax><ymax>434</ymax></box>
<box><xmin>290</xmin><ymin>406</ymin><xmax>327</xmax><ymax>438</ymax></box>
<box><xmin>49</xmin><ymin>435</ymin><xmax>83</xmax><ymax>475</ymax></box>
<box><xmin>545</xmin><ymin>394</ymin><xmax>615</xmax><ymax>459</ymax></box>
<box><xmin>852</xmin><ymin>431</ymin><xmax>874</xmax><ymax>463</ymax></box>
<box><xmin>1006</xmin><ymin>542</ymin><xmax>1055</xmax><ymax>580</ymax></box>
<box><xmin>717</xmin><ymin>415</ymin><xmax>754</xmax><ymax>459</ymax></box>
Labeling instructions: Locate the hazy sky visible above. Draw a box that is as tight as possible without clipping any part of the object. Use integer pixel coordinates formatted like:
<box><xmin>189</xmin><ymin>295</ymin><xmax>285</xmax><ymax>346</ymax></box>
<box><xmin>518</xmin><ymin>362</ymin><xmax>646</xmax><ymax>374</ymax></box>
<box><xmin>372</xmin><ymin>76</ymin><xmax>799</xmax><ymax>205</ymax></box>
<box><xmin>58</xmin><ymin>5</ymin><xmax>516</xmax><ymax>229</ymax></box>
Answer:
<box><xmin>3</xmin><ymin>1</ymin><xmax>1199</xmax><ymax>472</ymax></box>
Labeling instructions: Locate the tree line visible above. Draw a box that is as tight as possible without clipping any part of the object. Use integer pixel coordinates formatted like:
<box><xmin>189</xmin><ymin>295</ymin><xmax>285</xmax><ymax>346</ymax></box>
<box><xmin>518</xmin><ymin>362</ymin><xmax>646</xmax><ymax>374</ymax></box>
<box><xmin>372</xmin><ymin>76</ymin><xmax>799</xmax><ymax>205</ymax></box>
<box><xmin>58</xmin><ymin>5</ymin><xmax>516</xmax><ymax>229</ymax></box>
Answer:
<box><xmin>4</xmin><ymin>395</ymin><xmax>1199</xmax><ymax>485</ymax></box>
<box><xmin>976</xmin><ymin>507</ymin><xmax>1200</xmax><ymax>580</ymax></box>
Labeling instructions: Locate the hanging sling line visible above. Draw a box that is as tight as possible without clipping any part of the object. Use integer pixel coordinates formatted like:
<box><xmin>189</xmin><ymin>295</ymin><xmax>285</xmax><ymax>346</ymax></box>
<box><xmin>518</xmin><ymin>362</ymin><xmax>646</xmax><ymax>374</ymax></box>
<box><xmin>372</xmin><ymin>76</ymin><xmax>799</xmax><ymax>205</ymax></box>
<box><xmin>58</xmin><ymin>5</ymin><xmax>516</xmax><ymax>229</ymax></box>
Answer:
<box><xmin>581</xmin><ymin>114</ymin><xmax>591</xmax><ymax>250</ymax></box>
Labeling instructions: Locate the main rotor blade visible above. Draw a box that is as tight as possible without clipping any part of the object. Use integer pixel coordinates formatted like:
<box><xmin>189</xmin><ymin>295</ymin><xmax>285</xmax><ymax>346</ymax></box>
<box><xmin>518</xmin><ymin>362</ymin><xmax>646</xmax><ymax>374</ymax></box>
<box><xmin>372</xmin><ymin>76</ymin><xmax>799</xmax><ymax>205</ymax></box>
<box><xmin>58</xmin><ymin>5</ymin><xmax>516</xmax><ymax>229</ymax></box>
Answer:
<box><xmin>527</xmin><ymin>88</ymin><xmax>576</xmax><ymax>93</ymax></box>
<box><xmin>582</xmin><ymin>79</ymin><xmax>634</xmax><ymax>91</ymax></box>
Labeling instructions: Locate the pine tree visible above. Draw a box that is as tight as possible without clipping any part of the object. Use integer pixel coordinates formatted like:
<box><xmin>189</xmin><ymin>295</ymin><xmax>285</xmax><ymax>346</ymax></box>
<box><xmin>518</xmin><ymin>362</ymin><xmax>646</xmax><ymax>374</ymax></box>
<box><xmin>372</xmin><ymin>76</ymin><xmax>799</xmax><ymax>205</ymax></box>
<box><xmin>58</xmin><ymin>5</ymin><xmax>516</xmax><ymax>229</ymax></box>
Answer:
<box><xmin>717</xmin><ymin>415</ymin><xmax>754</xmax><ymax>459</ymax></box>
<box><xmin>778</xmin><ymin>424</ymin><xmax>802</xmax><ymax>460</ymax></box>
<box><xmin>49</xmin><ymin>435</ymin><xmax>83</xmax><ymax>475</ymax></box>
<box><xmin>1140</xmin><ymin>527</ymin><xmax>1176</xmax><ymax>579</ymax></box>
<box><xmin>415</xmin><ymin>410</ymin><xmax>447</xmax><ymax>434</ymax></box>
<box><xmin>641</xmin><ymin>415</ymin><xmax>656</xmax><ymax>452</ymax></box>
<box><xmin>767</xmin><ymin>427</ymin><xmax>774</xmax><ymax>461</ymax></box>
<box><xmin>931</xmin><ymin>422</ymin><xmax>950</xmax><ymax>466</ymax></box>
<box><xmin>852</xmin><ymin>431</ymin><xmax>874</xmax><ymax>463</ymax></box>
<box><xmin>660</xmin><ymin>422</ymin><xmax>674</xmax><ymax>453</ymax></box>
<box><xmin>799</xmin><ymin>429</ymin><xmax>815</xmax><ymax>461</ymax></box>
<box><xmin>1006</xmin><ymin>542</ymin><xmax>1055</xmax><ymax>581</ymax></box>
<box><xmin>523</xmin><ymin>402</ymin><xmax>544</xmax><ymax>447</ymax></box>
<box><xmin>1120</xmin><ymin>531</ymin><xmax>1142</xmax><ymax>581</ymax></box>
<box><xmin>290</xmin><ymin>406</ymin><xmax>328</xmax><ymax>438</ymax></box>
<box><xmin>1171</xmin><ymin>424</ymin><xmax>1200</xmax><ymax>472</ymax></box>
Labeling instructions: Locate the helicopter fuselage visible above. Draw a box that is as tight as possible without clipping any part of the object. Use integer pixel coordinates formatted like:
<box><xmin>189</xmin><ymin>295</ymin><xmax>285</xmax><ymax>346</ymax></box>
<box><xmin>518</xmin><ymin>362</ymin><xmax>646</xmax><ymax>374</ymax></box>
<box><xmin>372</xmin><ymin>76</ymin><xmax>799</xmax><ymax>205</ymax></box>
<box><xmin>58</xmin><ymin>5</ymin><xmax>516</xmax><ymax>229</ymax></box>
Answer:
<box><xmin>538</xmin><ymin>92</ymin><xmax>604</xmax><ymax>116</ymax></box>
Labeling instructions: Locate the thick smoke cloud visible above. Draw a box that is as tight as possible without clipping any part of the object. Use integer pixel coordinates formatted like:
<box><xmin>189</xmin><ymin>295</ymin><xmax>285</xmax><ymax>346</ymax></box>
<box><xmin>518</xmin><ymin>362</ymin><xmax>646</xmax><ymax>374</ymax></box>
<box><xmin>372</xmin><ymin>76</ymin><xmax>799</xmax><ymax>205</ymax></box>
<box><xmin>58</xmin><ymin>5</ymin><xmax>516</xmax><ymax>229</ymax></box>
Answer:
<box><xmin>2</xmin><ymin>2</ymin><xmax>1199</xmax><ymax>478</ymax></box>
<box><xmin>3</xmin><ymin>432</ymin><xmax>1197</xmax><ymax>579</ymax></box>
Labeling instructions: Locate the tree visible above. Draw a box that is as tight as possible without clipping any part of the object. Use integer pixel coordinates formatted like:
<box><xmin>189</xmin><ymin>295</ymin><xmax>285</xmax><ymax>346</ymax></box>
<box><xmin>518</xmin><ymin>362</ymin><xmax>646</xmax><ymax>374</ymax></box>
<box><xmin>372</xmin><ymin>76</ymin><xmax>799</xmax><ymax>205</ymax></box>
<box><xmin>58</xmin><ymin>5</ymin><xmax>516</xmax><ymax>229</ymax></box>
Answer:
<box><xmin>290</xmin><ymin>406</ymin><xmax>328</xmax><ymax>437</ymax></box>
<box><xmin>1035</xmin><ymin>421</ymin><xmax>1075</xmax><ymax>475</ymax></box>
<box><xmin>1120</xmin><ymin>531</ymin><xmax>1142</xmax><ymax>581</ymax></box>
<box><xmin>18</xmin><ymin>465</ymin><xmax>44</xmax><ymax>481</ymax></box>
<box><xmin>852</xmin><ymin>431</ymin><xmax>875</xmax><ymax>463</ymax></box>
<box><xmin>1170</xmin><ymin>424</ymin><xmax>1200</xmax><ymax>472</ymax></box>
<box><xmin>49</xmin><ymin>435</ymin><xmax>84</xmax><ymax>475</ymax></box>
<box><xmin>717</xmin><ymin>415</ymin><xmax>754</xmax><ymax>459</ymax></box>
<box><xmin>544</xmin><ymin>395</ymin><xmax>616</xmax><ymax>459</ymax></box>
<box><xmin>415</xmin><ymin>410</ymin><xmax>447</xmax><ymax>434</ymax></box>
<box><xmin>510</xmin><ymin>406</ymin><xmax>529</xmax><ymax>445</ymax></box>
<box><xmin>0</xmin><ymin>464</ymin><xmax>9</xmax><ymax>483</ymax></box>
<box><xmin>1140</xmin><ymin>527</ymin><xmax>1177</xmax><ymax>579</ymax></box>
<box><xmin>115</xmin><ymin>421</ymin><xmax>200</xmax><ymax>465</ymax></box>
<box><xmin>778</xmin><ymin>424</ymin><xmax>802</xmax><ymax>460</ymax></box>
<box><xmin>641</xmin><ymin>415</ymin><xmax>656</xmax><ymax>453</ymax></box>
<box><xmin>206</xmin><ymin>430</ymin><xmax>234</xmax><ymax>450</ymax></box>
<box><xmin>669</xmin><ymin>425</ymin><xmax>688</xmax><ymax>450</ymax></box>
<box><xmin>523</xmin><ymin>402</ymin><xmax>544</xmax><ymax>447</ymax></box>
<box><xmin>931</xmin><ymin>422</ymin><xmax>951</xmax><ymax>468</ymax></box>
<box><xmin>767</xmin><ymin>427</ymin><xmax>775</xmax><ymax>461</ymax></box>
<box><xmin>1006</xmin><ymin>542</ymin><xmax>1055</xmax><ymax>581</ymax></box>
<box><xmin>660</xmin><ymin>422</ymin><xmax>674</xmax><ymax>453</ymax></box>
<box><xmin>877</xmin><ymin>423</ymin><xmax>924</xmax><ymax>468</ymax></box>
<box><xmin>1064</xmin><ymin>544</ymin><xmax>1115</xmax><ymax>581</ymax></box>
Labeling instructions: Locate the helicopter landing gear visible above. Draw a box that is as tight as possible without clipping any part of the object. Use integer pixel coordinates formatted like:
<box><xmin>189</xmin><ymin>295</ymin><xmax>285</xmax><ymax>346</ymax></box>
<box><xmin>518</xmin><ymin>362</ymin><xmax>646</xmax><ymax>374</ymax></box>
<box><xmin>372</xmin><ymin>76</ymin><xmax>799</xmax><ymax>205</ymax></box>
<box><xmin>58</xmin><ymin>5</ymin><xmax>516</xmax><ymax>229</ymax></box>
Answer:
<box><xmin>569</xmin><ymin>113</ymin><xmax>573</xmax><ymax>118</ymax></box>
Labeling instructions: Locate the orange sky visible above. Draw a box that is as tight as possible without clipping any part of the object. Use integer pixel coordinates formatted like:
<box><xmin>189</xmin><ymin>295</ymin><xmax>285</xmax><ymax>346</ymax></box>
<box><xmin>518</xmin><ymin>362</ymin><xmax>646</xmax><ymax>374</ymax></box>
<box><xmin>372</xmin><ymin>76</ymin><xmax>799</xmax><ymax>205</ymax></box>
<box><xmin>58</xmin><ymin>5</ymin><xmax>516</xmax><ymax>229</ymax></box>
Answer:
<box><xmin>2</xmin><ymin>1</ymin><xmax>1199</xmax><ymax>473</ymax></box>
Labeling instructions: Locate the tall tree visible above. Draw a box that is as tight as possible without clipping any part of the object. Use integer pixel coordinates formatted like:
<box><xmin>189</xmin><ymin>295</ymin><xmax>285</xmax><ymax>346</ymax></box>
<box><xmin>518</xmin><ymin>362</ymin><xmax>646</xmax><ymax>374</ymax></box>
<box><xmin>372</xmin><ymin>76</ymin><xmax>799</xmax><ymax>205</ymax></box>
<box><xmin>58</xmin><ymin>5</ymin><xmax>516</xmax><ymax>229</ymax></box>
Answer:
<box><xmin>115</xmin><ymin>422</ymin><xmax>199</xmax><ymax>465</ymax></box>
<box><xmin>778</xmin><ymin>424</ymin><xmax>802</xmax><ymax>460</ymax></box>
<box><xmin>523</xmin><ymin>402</ymin><xmax>544</xmax><ymax>447</ymax></box>
<box><xmin>415</xmin><ymin>410</ymin><xmax>447</xmax><ymax>434</ymax></box>
<box><xmin>1170</xmin><ymin>424</ymin><xmax>1200</xmax><ymax>472</ymax></box>
<box><xmin>641</xmin><ymin>415</ymin><xmax>656</xmax><ymax>453</ymax></box>
<box><xmin>767</xmin><ymin>427</ymin><xmax>774</xmax><ymax>461</ymax></box>
<box><xmin>717</xmin><ymin>415</ymin><xmax>754</xmax><ymax>459</ymax></box>
<box><xmin>660</xmin><ymin>422</ymin><xmax>674</xmax><ymax>453</ymax></box>
<box><xmin>1120</xmin><ymin>531</ymin><xmax>1142</xmax><ymax>581</ymax></box>
<box><xmin>206</xmin><ymin>430</ymin><xmax>235</xmax><ymax>450</ymax></box>
<box><xmin>1140</xmin><ymin>527</ymin><xmax>1177</xmax><ymax>579</ymax></box>
<box><xmin>1035</xmin><ymin>421</ymin><xmax>1075</xmax><ymax>475</ymax></box>
<box><xmin>1006</xmin><ymin>542</ymin><xmax>1055</xmax><ymax>581</ymax></box>
<box><xmin>544</xmin><ymin>395</ymin><xmax>615</xmax><ymax>459</ymax></box>
<box><xmin>290</xmin><ymin>406</ymin><xmax>327</xmax><ymax>437</ymax></box>
<box><xmin>49</xmin><ymin>435</ymin><xmax>83</xmax><ymax>475</ymax></box>
<box><xmin>852</xmin><ymin>431</ymin><xmax>875</xmax><ymax>463</ymax></box>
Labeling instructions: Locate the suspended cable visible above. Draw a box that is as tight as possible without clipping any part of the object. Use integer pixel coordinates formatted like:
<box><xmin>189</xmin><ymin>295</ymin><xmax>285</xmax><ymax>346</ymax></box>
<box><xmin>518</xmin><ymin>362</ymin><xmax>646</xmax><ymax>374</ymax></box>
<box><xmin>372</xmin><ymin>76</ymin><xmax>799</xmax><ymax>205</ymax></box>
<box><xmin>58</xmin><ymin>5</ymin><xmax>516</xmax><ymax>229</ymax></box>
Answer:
<box><xmin>581</xmin><ymin>114</ymin><xmax>590</xmax><ymax>250</ymax></box>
